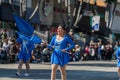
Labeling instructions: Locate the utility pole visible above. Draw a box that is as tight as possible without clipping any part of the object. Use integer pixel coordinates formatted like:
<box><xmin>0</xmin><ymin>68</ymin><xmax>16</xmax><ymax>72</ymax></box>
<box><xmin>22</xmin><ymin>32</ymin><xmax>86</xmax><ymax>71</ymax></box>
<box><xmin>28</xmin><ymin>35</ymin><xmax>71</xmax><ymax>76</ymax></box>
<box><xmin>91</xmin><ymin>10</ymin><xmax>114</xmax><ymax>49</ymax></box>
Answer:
<box><xmin>0</xmin><ymin>0</ymin><xmax>1</xmax><ymax>5</ymax></box>
<box><xmin>20</xmin><ymin>0</ymin><xmax>27</xmax><ymax>18</ymax></box>
<box><xmin>65</xmin><ymin>0</ymin><xmax>71</xmax><ymax>28</ymax></box>
<box><xmin>68</xmin><ymin>0</ymin><xmax>71</xmax><ymax>28</ymax></box>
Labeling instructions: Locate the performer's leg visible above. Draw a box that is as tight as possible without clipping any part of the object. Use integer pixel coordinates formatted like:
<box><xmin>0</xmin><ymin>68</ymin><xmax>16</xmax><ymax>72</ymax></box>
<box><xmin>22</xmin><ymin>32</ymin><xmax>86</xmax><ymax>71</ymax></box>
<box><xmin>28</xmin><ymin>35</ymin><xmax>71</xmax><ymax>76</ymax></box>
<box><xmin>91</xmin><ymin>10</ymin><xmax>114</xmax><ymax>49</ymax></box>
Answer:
<box><xmin>118</xmin><ymin>67</ymin><xmax>120</xmax><ymax>77</ymax></box>
<box><xmin>25</xmin><ymin>59</ymin><xmax>30</xmax><ymax>74</ymax></box>
<box><xmin>60</xmin><ymin>65</ymin><xmax>67</xmax><ymax>80</ymax></box>
<box><xmin>16</xmin><ymin>59</ymin><xmax>23</xmax><ymax>76</ymax></box>
<box><xmin>51</xmin><ymin>64</ymin><xmax>58</xmax><ymax>80</ymax></box>
<box><xmin>18</xmin><ymin>59</ymin><xmax>23</xmax><ymax>73</ymax></box>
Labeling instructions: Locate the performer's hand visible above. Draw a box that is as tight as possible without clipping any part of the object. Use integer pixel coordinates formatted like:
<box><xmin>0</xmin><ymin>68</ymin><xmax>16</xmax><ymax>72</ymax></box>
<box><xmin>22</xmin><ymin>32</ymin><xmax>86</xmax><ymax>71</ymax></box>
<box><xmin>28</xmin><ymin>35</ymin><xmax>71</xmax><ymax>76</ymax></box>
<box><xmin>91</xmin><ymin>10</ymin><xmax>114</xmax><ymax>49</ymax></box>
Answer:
<box><xmin>51</xmin><ymin>46</ymin><xmax>54</xmax><ymax>49</ymax></box>
<box><xmin>61</xmin><ymin>49</ymin><xmax>66</xmax><ymax>53</ymax></box>
<box><xmin>118</xmin><ymin>57</ymin><xmax>120</xmax><ymax>60</ymax></box>
<box><xmin>49</xmin><ymin>45</ymin><xmax>54</xmax><ymax>49</ymax></box>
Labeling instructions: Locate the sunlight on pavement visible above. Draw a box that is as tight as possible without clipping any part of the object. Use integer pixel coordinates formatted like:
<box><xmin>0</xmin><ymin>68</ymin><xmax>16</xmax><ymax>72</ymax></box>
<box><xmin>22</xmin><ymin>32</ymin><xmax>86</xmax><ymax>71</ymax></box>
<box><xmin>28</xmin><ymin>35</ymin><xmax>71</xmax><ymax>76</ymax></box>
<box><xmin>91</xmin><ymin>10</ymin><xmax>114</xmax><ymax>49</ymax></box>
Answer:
<box><xmin>0</xmin><ymin>78</ymin><xmax>61</xmax><ymax>80</ymax></box>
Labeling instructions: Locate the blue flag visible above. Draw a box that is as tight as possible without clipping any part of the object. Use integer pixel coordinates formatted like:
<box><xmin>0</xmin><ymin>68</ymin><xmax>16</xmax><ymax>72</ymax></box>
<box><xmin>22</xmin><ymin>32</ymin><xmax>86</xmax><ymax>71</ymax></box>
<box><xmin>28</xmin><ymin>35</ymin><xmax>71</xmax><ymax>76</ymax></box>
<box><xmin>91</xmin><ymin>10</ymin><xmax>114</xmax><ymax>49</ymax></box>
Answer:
<box><xmin>16</xmin><ymin>31</ymin><xmax>31</xmax><ymax>41</ymax></box>
<box><xmin>13</xmin><ymin>13</ymin><xmax>34</xmax><ymax>36</ymax></box>
<box><xmin>31</xmin><ymin>35</ymin><xmax>42</xmax><ymax>44</ymax></box>
<box><xmin>16</xmin><ymin>31</ymin><xmax>41</xmax><ymax>44</ymax></box>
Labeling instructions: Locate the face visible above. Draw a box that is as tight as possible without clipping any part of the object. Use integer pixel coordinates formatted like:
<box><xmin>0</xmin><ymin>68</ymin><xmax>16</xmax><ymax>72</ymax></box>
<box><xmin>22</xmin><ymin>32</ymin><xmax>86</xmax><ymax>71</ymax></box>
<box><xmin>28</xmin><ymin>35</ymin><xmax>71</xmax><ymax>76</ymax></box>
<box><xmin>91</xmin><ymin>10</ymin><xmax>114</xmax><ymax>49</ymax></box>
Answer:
<box><xmin>57</xmin><ymin>26</ymin><xmax>65</xmax><ymax>34</ymax></box>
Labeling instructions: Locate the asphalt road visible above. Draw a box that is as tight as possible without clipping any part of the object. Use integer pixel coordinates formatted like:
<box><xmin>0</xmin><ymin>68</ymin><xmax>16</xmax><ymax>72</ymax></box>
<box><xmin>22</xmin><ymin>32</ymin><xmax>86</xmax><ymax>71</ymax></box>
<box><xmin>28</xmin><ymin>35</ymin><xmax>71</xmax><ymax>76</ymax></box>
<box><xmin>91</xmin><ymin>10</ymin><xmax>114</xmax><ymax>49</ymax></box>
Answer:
<box><xmin>0</xmin><ymin>60</ymin><xmax>118</xmax><ymax>80</ymax></box>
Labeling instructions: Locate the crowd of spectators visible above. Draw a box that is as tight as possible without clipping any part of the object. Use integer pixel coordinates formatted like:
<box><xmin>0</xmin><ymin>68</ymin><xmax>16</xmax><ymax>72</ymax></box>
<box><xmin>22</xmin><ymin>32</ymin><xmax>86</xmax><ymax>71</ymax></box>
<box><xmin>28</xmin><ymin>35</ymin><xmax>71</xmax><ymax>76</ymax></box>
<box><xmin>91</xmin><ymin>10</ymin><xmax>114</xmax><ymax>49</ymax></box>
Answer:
<box><xmin>0</xmin><ymin>28</ymin><xmax>118</xmax><ymax>64</ymax></box>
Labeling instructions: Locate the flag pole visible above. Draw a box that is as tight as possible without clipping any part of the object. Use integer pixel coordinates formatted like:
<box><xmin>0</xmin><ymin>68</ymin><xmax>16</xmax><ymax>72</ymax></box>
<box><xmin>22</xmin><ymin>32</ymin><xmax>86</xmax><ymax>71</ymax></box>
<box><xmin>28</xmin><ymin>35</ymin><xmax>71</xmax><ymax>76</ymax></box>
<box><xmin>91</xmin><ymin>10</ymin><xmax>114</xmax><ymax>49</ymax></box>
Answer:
<box><xmin>28</xmin><ymin>0</ymin><xmax>41</xmax><ymax>21</ymax></box>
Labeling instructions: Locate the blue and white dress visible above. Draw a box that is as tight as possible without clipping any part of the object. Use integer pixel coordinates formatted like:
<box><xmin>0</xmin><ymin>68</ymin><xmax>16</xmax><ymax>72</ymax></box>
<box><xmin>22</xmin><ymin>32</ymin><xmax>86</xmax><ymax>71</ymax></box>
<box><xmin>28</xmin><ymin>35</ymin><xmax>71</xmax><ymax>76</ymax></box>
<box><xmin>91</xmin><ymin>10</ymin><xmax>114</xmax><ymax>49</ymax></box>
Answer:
<box><xmin>17</xmin><ymin>38</ymin><xmax>35</xmax><ymax>63</ymax></box>
<box><xmin>48</xmin><ymin>35</ymin><xmax>75</xmax><ymax>67</ymax></box>
<box><xmin>116</xmin><ymin>46</ymin><xmax>120</xmax><ymax>67</ymax></box>
<box><xmin>16</xmin><ymin>32</ymin><xmax>41</xmax><ymax>63</ymax></box>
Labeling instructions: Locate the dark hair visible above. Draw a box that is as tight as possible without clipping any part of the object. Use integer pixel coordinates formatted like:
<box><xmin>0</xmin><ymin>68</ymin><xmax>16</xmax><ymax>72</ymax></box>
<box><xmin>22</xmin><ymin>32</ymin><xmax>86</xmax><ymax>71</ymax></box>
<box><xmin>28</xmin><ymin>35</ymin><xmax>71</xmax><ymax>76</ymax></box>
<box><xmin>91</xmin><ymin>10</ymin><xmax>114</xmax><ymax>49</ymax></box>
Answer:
<box><xmin>58</xmin><ymin>25</ymin><xmax>65</xmax><ymax>30</ymax></box>
<box><xmin>58</xmin><ymin>25</ymin><xmax>70</xmax><ymax>33</ymax></box>
<box><xmin>62</xmin><ymin>26</ymin><xmax>66</xmax><ymax>31</ymax></box>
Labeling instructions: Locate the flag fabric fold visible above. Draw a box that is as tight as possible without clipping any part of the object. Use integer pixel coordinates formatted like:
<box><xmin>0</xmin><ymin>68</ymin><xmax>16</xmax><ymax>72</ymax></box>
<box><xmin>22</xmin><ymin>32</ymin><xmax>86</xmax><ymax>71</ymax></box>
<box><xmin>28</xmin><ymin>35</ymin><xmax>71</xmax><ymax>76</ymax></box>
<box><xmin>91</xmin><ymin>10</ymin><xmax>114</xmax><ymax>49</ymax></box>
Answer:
<box><xmin>14</xmin><ymin>13</ymin><xmax>41</xmax><ymax>44</ymax></box>
<box><xmin>13</xmin><ymin>13</ymin><xmax>34</xmax><ymax>36</ymax></box>
<box><xmin>16</xmin><ymin>31</ymin><xmax>41</xmax><ymax>44</ymax></box>
<box><xmin>30</xmin><ymin>35</ymin><xmax>42</xmax><ymax>44</ymax></box>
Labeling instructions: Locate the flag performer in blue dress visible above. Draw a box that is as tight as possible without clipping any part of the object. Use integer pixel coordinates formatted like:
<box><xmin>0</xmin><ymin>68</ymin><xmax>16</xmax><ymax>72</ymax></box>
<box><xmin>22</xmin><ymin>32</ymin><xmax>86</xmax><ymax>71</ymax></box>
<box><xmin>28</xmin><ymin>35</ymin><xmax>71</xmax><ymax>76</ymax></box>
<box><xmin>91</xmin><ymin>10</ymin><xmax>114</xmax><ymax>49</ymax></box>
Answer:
<box><xmin>116</xmin><ymin>41</ymin><xmax>120</xmax><ymax>80</ymax></box>
<box><xmin>48</xmin><ymin>25</ymin><xmax>75</xmax><ymax>80</ymax></box>
<box><xmin>13</xmin><ymin>13</ymin><xmax>41</xmax><ymax>77</ymax></box>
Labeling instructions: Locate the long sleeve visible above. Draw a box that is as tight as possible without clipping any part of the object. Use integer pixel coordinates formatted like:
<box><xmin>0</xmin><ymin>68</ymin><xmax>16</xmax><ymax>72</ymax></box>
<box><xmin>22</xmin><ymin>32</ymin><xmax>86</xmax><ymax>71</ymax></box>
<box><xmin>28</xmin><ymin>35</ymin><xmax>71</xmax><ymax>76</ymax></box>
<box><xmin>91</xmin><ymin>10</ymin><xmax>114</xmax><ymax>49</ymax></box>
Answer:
<box><xmin>17</xmin><ymin>37</ymin><xmax>23</xmax><ymax>44</ymax></box>
<box><xmin>27</xmin><ymin>44</ymin><xmax>34</xmax><ymax>51</ymax></box>
<box><xmin>116</xmin><ymin>47</ymin><xmax>120</xmax><ymax>59</ymax></box>
<box><xmin>116</xmin><ymin>49</ymin><xmax>118</xmax><ymax>58</ymax></box>
<box><xmin>48</xmin><ymin>35</ymin><xmax>56</xmax><ymax>49</ymax></box>
<box><xmin>65</xmin><ymin>36</ymin><xmax>75</xmax><ymax>51</ymax></box>
<box><xmin>26</xmin><ymin>41</ymin><xmax>35</xmax><ymax>51</ymax></box>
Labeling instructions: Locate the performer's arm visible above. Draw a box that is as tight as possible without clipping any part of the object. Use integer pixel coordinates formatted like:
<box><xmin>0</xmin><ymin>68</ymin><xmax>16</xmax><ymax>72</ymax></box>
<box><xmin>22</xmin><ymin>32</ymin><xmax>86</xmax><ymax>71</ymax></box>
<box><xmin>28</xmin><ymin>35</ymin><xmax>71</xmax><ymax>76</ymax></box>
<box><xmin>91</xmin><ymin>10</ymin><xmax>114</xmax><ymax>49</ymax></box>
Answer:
<box><xmin>17</xmin><ymin>37</ymin><xmax>23</xmax><ymax>44</ymax></box>
<box><xmin>64</xmin><ymin>36</ymin><xmax>75</xmax><ymax>51</ymax></box>
<box><xmin>47</xmin><ymin>36</ymin><xmax>55</xmax><ymax>49</ymax></box>
<box><xmin>27</xmin><ymin>43</ymin><xmax>35</xmax><ymax>51</ymax></box>
<box><xmin>116</xmin><ymin>48</ymin><xmax>120</xmax><ymax>60</ymax></box>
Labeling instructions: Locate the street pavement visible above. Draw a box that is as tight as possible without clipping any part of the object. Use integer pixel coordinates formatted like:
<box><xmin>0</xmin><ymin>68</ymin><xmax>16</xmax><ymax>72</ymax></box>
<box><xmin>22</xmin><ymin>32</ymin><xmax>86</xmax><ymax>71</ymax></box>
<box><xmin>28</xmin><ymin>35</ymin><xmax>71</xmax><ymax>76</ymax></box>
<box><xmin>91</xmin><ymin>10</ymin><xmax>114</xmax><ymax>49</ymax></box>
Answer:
<box><xmin>0</xmin><ymin>60</ymin><xmax>118</xmax><ymax>80</ymax></box>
